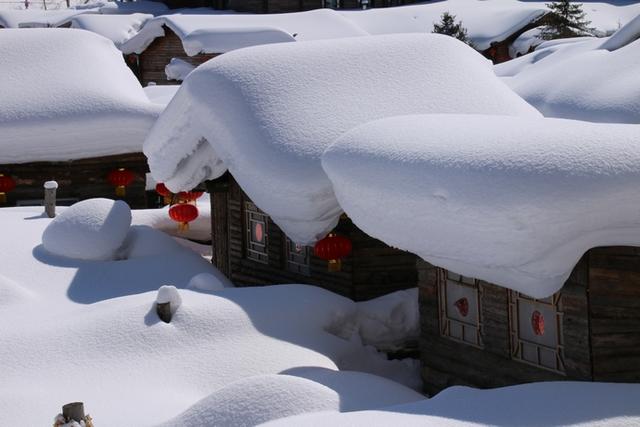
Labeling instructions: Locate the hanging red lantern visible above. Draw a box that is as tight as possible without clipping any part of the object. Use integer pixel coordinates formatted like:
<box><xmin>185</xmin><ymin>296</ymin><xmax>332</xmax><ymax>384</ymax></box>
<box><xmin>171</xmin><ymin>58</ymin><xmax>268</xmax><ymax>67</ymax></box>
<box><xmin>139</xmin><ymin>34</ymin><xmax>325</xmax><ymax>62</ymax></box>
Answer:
<box><xmin>314</xmin><ymin>233</ymin><xmax>352</xmax><ymax>272</ymax></box>
<box><xmin>531</xmin><ymin>310</ymin><xmax>545</xmax><ymax>336</ymax></box>
<box><xmin>169</xmin><ymin>203</ymin><xmax>199</xmax><ymax>232</ymax></box>
<box><xmin>0</xmin><ymin>173</ymin><xmax>16</xmax><ymax>204</ymax></box>
<box><xmin>178</xmin><ymin>190</ymin><xmax>204</xmax><ymax>203</ymax></box>
<box><xmin>155</xmin><ymin>182</ymin><xmax>172</xmax><ymax>205</ymax></box>
<box><xmin>107</xmin><ymin>168</ymin><xmax>135</xmax><ymax>197</ymax></box>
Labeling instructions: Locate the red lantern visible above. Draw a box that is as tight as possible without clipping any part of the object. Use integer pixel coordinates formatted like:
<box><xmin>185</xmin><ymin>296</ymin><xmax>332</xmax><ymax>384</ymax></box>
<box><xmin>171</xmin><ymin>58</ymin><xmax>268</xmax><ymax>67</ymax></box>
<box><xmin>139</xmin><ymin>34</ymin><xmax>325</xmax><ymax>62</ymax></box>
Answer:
<box><xmin>314</xmin><ymin>233</ymin><xmax>352</xmax><ymax>272</ymax></box>
<box><xmin>169</xmin><ymin>203</ymin><xmax>199</xmax><ymax>232</ymax></box>
<box><xmin>178</xmin><ymin>190</ymin><xmax>204</xmax><ymax>203</ymax></box>
<box><xmin>0</xmin><ymin>173</ymin><xmax>16</xmax><ymax>204</ymax></box>
<box><xmin>454</xmin><ymin>297</ymin><xmax>469</xmax><ymax>317</ymax></box>
<box><xmin>155</xmin><ymin>182</ymin><xmax>172</xmax><ymax>205</ymax></box>
<box><xmin>531</xmin><ymin>310</ymin><xmax>545</xmax><ymax>336</ymax></box>
<box><xmin>107</xmin><ymin>168</ymin><xmax>135</xmax><ymax>197</ymax></box>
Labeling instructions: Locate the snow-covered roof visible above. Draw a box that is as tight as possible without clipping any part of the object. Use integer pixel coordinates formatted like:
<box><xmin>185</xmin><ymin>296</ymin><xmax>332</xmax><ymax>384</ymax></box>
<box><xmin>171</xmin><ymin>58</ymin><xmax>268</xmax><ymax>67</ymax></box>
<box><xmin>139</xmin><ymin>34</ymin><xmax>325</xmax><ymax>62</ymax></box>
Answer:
<box><xmin>144</xmin><ymin>34</ymin><xmax>539</xmax><ymax>245</ymax></box>
<box><xmin>96</xmin><ymin>0</ymin><xmax>170</xmax><ymax>16</ymax></box>
<box><xmin>70</xmin><ymin>13</ymin><xmax>152</xmax><ymax>47</ymax></box>
<box><xmin>121</xmin><ymin>9</ymin><xmax>367</xmax><ymax>55</ymax></box>
<box><xmin>0</xmin><ymin>8</ymin><xmax>96</xmax><ymax>28</ymax></box>
<box><xmin>498</xmin><ymin>17</ymin><xmax>640</xmax><ymax>124</ymax></box>
<box><xmin>323</xmin><ymin>114</ymin><xmax>640</xmax><ymax>298</ymax></box>
<box><xmin>0</xmin><ymin>29</ymin><xmax>162</xmax><ymax>164</ymax></box>
<box><xmin>340</xmin><ymin>1</ymin><xmax>549</xmax><ymax>51</ymax></box>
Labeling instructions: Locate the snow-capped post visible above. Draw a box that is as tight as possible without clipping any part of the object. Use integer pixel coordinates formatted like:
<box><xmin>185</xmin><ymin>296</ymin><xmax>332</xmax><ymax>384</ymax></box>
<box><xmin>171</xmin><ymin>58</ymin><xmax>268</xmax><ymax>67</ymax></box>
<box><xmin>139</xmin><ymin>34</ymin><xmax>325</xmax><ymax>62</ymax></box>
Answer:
<box><xmin>156</xmin><ymin>285</ymin><xmax>182</xmax><ymax>323</ymax></box>
<box><xmin>157</xmin><ymin>301</ymin><xmax>172</xmax><ymax>323</ymax></box>
<box><xmin>44</xmin><ymin>180</ymin><xmax>58</xmax><ymax>218</ymax></box>
<box><xmin>62</xmin><ymin>402</ymin><xmax>84</xmax><ymax>422</ymax></box>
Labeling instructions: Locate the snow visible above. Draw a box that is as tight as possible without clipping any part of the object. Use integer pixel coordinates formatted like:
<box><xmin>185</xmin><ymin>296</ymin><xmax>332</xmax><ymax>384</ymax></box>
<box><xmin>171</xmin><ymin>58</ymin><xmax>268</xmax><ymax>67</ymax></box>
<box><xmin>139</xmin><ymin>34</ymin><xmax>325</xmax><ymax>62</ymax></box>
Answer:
<box><xmin>187</xmin><ymin>272</ymin><xmax>225</xmax><ymax>292</ymax></box>
<box><xmin>131</xmin><ymin>194</ymin><xmax>211</xmax><ymax>241</ymax></box>
<box><xmin>96</xmin><ymin>0</ymin><xmax>170</xmax><ymax>16</ymax></box>
<box><xmin>44</xmin><ymin>180</ymin><xmax>59</xmax><ymax>190</ymax></box>
<box><xmin>0</xmin><ymin>29</ymin><xmax>162</xmax><ymax>164</ymax></box>
<box><xmin>0</xmin><ymin>9</ymin><xmax>95</xmax><ymax>28</ymax></box>
<box><xmin>322</xmin><ymin>114</ymin><xmax>640</xmax><ymax>298</ymax></box>
<box><xmin>42</xmin><ymin>199</ymin><xmax>132</xmax><ymax>261</ymax></box>
<box><xmin>121</xmin><ymin>9</ymin><xmax>366</xmax><ymax>55</ymax></box>
<box><xmin>509</xmin><ymin>26</ymin><xmax>544</xmax><ymax>57</ymax></box>
<box><xmin>144</xmin><ymin>84</ymin><xmax>181</xmax><ymax>106</ymax></box>
<box><xmin>70</xmin><ymin>13</ymin><xmax>153</xmax><ymax>48</ymax></box>
<box><xmin>265</xmin><ymin>382</ymin><xmax>640</xmax><ymax>426</ymax></box>
<box><xmin>144</xmin><ymin>34</ymin><xmax>540</xmax><ymax>245</ymax></box>
<box><xmin>600</xmin><ymin>12</ymin><xmax>640</xmax><ymax>51</ymax></box>
<box><xmin>165</xmin><ymin>57</ymin><xmax>196</xmax><ymax>81</ymax></box>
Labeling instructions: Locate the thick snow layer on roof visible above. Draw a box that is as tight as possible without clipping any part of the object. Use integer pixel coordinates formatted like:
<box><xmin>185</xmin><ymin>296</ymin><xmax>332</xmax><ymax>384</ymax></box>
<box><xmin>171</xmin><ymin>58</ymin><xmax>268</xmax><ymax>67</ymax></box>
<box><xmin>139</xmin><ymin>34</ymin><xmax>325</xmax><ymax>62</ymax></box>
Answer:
<box><xmin>121</xmin><ymin>9</ymin><xmax>366</xmax><ymax>55</ymax></box>
<box><xmin>0</xmin><ymin>8</ymin><xmax>95</xmax><ymax>28</ymax></box>
<box><xmin>266</xmin><ymin>382</ymin><xmax>640</xmax><ymax>427</ymax></box>
<box><xmin>70</xmin><ymin>13</ymin><xmax>152</xmax><ymax>47</ymax></box>
<box><xmin>0</xmin><ymin>206</ymin><xmax>423</xmax><ymax>425</ymax></box>
<box><xmin>600</xmin><ymin>12</ymin><xmax>640</xmax><ymax>50</ymax></box>
<box><xmin>0</xmin><ymin>29</ymin><xmax>162</xmax><ymax>163</ymax></box>
<box><xmin>97</xmin><ymin>0</ymin><xmax>170</xmax><ymax>15</ymax></box>
<box><xmin>144</xmin><ymin>34</ymin><xmax>540</xmax><ymax>244</ymax></box>
<box><xmin>504</xmin><ymin>35</ymin><xmax>640</xmax><ymax>123</ymax></box>
<box><xmin>322</xmin><ymin>114</ymin><xmax>640</xmax><ymax>298</ymax></box>
<box><xmin>509</xmin><ymin>26</ymin><xmax>544</xmax><ymax>57</ymax></box>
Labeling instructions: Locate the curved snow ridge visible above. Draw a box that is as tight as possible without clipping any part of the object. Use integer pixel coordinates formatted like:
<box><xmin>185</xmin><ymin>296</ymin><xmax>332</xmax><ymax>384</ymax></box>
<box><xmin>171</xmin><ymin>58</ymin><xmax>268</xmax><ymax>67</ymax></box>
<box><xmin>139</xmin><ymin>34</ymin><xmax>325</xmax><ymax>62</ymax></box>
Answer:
<box><xmin>70</xmin><ymin>13</ymin><xmax>153</xmax><ymax>48</ymax></box>
<box><xmin>322</xmin><ymin>114</ymin><xmax>640</xmax><ymax>298</ymax></box>
<box><xmin>144</xmin><ymin>33</ymin><xmax>540</xmax><ymax>244</ymax></box>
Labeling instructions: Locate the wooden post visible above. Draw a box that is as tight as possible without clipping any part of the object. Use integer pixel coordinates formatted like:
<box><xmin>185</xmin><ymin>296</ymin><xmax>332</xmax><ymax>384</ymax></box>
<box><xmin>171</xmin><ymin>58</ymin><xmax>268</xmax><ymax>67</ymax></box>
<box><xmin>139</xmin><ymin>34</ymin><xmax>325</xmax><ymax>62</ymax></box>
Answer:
<box><xmin>157</xmin><ymin>302</ymin><xmax>172</xmax><ymax>323</ymax></box>
<box><xmin>205</xmin><ymin>174</ymin><xmax>230</xmax><ymax>278</ymax></box>
<box><xmin>62</xmin><ymin>402</ymin><xmax>84</xmax><ymax>422</ymax></box>
<box><xmin>44</xmin><ymin>181</ymin><xmax>57</xmax><ymax>218</ymax></box>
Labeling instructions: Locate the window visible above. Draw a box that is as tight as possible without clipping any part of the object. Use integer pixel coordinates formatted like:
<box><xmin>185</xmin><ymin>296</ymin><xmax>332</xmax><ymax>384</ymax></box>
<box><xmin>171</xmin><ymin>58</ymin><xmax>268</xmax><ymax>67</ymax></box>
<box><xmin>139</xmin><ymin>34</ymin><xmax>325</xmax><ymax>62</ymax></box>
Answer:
<box><xmin>285</xmin><ymin>238</ymin><xmax>310</xmax><ymax>275</ymax></box>
<box><xmin>245</xmin><ymin>202</ymin><xmax>268</xmax><ymax>264</ymax></box>
<box><xmin>509</xmin><ymin>291</ymin><xmax>565</xmax><ymax>374</ymax></box>
<box><xmin>438</xmin><ymin>270</ymin><xmax>483</xmax><ymax>348</ymax></box>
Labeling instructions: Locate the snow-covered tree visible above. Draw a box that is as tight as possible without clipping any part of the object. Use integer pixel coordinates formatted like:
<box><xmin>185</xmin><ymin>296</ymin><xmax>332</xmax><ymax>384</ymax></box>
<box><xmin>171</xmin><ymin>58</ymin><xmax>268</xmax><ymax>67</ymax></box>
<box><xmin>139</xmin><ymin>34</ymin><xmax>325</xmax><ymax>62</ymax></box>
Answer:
<box><xmin>432</xmin><ymin>12</ymin><xmax>473</xmax><ymax>47</ymax></box>
<box><xmin>540</xmin><ymin>1</ymin><xmax>594</xmax><ymax>40</ymax></box>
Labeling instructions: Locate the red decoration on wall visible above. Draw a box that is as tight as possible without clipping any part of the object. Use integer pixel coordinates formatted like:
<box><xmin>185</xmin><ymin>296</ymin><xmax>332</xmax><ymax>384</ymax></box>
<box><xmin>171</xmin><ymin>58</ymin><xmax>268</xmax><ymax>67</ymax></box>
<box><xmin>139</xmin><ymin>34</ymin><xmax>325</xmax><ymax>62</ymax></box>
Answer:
<box><xmin>107</xmin><ymin>168</ymin><xmax>135</xmax><ymax>197</ymax></box>
<box><xmin>169</xmin><ymin>203</ymin><xmax>199</xmax><ymax>232</ymax></box>
<box><xmin>314</xmin><ymin>233</ymin><xmax>352</xmax><ymax>272</ymax></box>
<box><xmin>531</xmin><ymin>310</ymin><xmax>545</xmax><ymax>336</ymax></box>
<box><xmin>454</xmin><ymin>297</ymin><xmax>469</xmax><ymax>317</ymax></box>
<box><xmin>254</xmin><ymin>222</ymin><xmax>264</xmax><ymax>243</ymax></box>
<box><xmin>0</xmin><ymin>173</ymin><xmax>16</xmax><ymax>204</ymax></box>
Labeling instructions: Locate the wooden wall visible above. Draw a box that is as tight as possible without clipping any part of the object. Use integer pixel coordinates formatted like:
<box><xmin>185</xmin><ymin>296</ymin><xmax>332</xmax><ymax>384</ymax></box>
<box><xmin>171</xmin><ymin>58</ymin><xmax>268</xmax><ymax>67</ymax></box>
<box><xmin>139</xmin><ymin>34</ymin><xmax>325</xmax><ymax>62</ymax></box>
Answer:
<box><xmin>589</xmin><ymin>247</ymin><xmax>640</xmax><ymax>382</ymax></box>
<box><xmin>215</xmin><ymin>177</ymin><xmax>418</xmax><ymax>300</ymax></box>
<box><xmin>0</xmin><ymin>153</ymin><xmax>148</xmax><ymax>209</ymax></box>
<box><xmin>419</xmin><ymin>256</ymin><xmax>593</xmax><ymax>396</ymax></box>
<box><xmin>136</xmin><ymin>27</ymin><xmax>218</xmax><ymax>86</ymax></box>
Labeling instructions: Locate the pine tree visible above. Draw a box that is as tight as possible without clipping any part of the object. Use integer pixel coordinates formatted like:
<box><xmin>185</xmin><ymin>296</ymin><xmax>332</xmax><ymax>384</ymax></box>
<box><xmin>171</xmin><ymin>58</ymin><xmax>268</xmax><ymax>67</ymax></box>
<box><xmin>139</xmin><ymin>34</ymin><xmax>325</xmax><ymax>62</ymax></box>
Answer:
<box><xmin>432</xmin><ymin>12</ymin><xmax>473</xmax><ymax>47</ymax></box>
<box><xmin>540</xmin><ymin>1</ymin><xmax>593</xmax><ymax>40</ymax></box>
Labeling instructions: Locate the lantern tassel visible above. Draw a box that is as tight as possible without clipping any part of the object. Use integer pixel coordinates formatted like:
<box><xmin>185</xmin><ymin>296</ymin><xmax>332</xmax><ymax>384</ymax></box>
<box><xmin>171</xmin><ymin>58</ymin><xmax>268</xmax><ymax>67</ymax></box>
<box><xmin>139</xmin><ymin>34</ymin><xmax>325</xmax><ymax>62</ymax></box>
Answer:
<box><xmin>328</xmin><ymin>259</ymin><xmax>342</xmax><ymax>273</ymax></box>
<box><xmin>177</xmin><ymin>222</ymin><xmax>190</xmax><ymax>232</ymax></box>
<box><xmin>115</xmin><ymin>185</ymin><xmax>126</xmax><ymax>197</ymax></box>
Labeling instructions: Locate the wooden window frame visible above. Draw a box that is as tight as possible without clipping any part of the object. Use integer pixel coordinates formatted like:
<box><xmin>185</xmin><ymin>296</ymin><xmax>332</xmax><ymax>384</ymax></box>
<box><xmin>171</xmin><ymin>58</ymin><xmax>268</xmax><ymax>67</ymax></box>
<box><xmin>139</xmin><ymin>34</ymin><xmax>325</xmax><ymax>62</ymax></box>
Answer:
<box><xmin>508</xmin><ymin>291</ymin><xmax>566</xmax><ymax>374</ymax></box>
<box><xmin>284</xmin><ymin>237</ymin><xmax>311</xmax><ymax>276</ymax></box>
<box><xmin>244</xmin><ymin>201</ymin><xmax>269</xmax><ymax>264</ymax></box>
<box><xmin>437</xmin><ymin>269</ymin><xmax>484</xmax><ymax>349</ymax></box>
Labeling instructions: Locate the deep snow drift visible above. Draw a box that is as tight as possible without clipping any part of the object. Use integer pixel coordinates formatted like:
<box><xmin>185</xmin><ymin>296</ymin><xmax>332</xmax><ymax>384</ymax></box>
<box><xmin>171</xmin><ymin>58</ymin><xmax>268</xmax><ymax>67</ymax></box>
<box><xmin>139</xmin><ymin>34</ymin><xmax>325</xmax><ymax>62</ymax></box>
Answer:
<box><xmin>144</xmin><ymin>34</ymin><xmax>539</xmax><ymax>245</ymax></box>
<box><xmin>322</xmin><ymin>114</ymin><xmax>640</xmax><ymax>297</ymax></box>
<box><xmin>0</xmin><ymin>29</ymin><xmax>162</xmax><ymax>164</ymax></box>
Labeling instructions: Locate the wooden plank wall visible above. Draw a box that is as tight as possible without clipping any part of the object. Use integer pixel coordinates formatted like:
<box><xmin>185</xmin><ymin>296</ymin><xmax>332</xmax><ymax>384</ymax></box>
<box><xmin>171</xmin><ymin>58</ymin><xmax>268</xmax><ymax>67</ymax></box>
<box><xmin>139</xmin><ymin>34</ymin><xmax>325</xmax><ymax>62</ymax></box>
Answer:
<box><xmin>0</xmin><ymin>153</ymin><xmax>148</xmax><ymax>209</ymax></box>
<box><xmin>224</xmin><ymin>177</ymin><xmax>417</xmax><ymax>300</ymax></box>
<box><xmin>589</xmin><ymin>247</ymin><xmax>640</xmax><ymax>382</ymax></box>
<box><xmin>137</xmin><ymin>28</ymin><xmax>218</xmax><ymax>86</ymax></box>
<box><xmin>419</xmin><ymin>256</ymin><xmax>592</xmax><ymax>396</ymax></box>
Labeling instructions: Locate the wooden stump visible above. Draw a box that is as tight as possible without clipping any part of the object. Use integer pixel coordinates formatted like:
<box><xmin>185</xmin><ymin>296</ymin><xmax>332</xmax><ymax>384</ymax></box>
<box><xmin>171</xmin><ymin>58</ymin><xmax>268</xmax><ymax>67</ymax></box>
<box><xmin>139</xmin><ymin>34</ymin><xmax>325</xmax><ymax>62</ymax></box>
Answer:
<box><xmin>157</xmin><ymin>301</ymin><xmax>172</xmax><ymax>323</ymax></box>
<box><xmin>44</xmin><ymin>182</ymin><xmax>57</xmax><ymax>218</ymax></box>
<box><xmin>62</xmin><ymin>402</ymin><xmax>85</xmax><ymax>422</ymax></box>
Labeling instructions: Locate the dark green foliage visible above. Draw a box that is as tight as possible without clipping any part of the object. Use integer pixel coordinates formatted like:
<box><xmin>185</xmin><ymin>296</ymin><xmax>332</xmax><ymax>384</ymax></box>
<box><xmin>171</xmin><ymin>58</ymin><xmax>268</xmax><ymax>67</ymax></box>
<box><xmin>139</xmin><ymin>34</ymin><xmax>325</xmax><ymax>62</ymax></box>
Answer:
<box><xmin>432</xmin><ymin>12</ymin><xmax>473</xmax><ymax>47</ymax></box>
<box><xmin>540</xmin><ymin>1</ymin><xmax>594</xmax><ymax>40</ymax></box>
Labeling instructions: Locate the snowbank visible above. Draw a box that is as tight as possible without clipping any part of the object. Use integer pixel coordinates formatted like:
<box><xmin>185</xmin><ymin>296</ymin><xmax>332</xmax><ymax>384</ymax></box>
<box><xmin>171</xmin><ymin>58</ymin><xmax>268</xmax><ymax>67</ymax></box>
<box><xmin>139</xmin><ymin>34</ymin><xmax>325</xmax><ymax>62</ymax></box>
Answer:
<box><xmin>144</xmin><ymin>34</ymin><xmax>540</xmax><ymax>245</ymax></box>
<box><xmin>121</xmin><ymin>9</ymin><xmax>364</xmax><ymax>55</ymax></box>
<box><xmin>265</xmin><ymin>382</ymin><xmax>640</xmax><ymax>426</ymax></box>
<box><xmin>322</xmin><ymin>114</ymin><xmax>640</xmax><ymax>298</ymax></box>
<box><xmin>70</xmin><ymin>13</ymin><xmax>152</xmax><ymax>48</ymax></box>
<box><xmin>144</xmin><ymin>84</ymin><xmax>181</xmax><ymax>106</ymax></box>
<box><xmin>0</xmin><ymin>9</ymin><xmax>95</xmax><ymax>28</ymax></box>
<box><xmin>0</xmin><ymin>29</ymin><xmax>162</xmax><ymax>164</ymax></box>
<box><xmin>601</xmin><ymin>13</ymin><xmax>640</xmax><ymax>51</ymax></box>
<box><xmin>165</xmin><ymin>57</ymin><xmax>196</xmax><ymax>81</ymax></box>
<box><xmin>42</xmin><ymin>198</ymin><xmax>131</xmax><ymax>261</ymax></box>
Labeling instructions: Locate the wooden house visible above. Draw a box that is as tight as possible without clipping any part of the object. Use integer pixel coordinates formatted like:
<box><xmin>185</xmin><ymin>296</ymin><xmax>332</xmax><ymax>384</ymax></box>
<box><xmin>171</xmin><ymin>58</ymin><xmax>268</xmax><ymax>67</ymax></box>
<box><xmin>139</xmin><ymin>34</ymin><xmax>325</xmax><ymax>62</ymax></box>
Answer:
<box><xmin>206</xmin><ymin>174</ymin><xmax>420</xmax><ymax>301</ymax></box>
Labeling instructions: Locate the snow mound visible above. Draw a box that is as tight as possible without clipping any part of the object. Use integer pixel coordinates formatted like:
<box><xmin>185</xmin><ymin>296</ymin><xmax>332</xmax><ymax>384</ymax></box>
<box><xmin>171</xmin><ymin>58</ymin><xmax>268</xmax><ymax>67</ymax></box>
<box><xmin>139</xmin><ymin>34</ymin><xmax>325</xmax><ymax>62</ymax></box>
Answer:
<box><xmin>42</xmin><ymin>198</ymin><xmax>131</xmax><ymax>261</ymax></box>
<box><xmin>0</xmin><ymin>29</ymin><xmax>162</xmax><ymax>163</ymax></box>
<box><xmin>322</xmin><ymin>114</ymin><xmax>640</xmax><ymax>298</ymax></box>
<box><xmin>144</xmin><ymin>33</ymin><xmax>540</xmax><ymax>245</ymax></box>
<box><xmin>165</xmin><ymin>58</ymin><xmax>196</xmax><ymax>81</ymax></box>
<box><xmin>187</xmin><ymin>272</ymin><xmax>225</xmax><ymax>292</ymax></box>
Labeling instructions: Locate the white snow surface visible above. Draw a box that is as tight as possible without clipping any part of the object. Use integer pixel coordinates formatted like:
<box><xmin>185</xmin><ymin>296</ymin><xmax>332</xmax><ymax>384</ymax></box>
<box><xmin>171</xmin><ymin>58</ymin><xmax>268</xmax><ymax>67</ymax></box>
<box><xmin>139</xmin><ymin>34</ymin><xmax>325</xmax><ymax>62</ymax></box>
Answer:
<box><xmin>165</xmin><ymin>57</ymin><xmax>196</xmax><ymax>81</ymax></box>
<box><xmin>509</xmin><ymin>26</ymin><xmax>544</xmax><ymax>57</ymax></box>
<box><xmin>42</xmin><ymin>198</ymin><xmax>132</xmax><ymax>261</ymax></box>
<box><xmin>96</xmin><ymin>0</ymin><xmax>170</xmax><ymax>16</ymax></box>
<box><xmin>70</xmin><ymin>13</ymin><xmax>153</xmax><ymax>47</ymax></box>
<box><xmin>144</xmin><ymin>84</ymin><xmax>181</xmax><ymax>106</ymax></box>
<box><xmin>322</xmin><ymin>114</ymin><xmax>640</xmax><ymax>298</ymax></box>
<box><xmin>121</xmin><ymin>9</ymin><xmax>365</xmax><ymax>55</ymax></box>
<box><xmin>0</xmin><ymin>8</ymin><xmax>96</xmax><ymax>28</ymax></box>
<box><xmin>144</xmin><ymin>34</ymin><xmax>540</xmax><ymax>245</ymax></box>
<box><xmin>187</xmin><ymin>272</ymin><xmax>225</xmax><ymax>292</ymax></box>
<box><xmin>0</xmin><ymin>29</ymin><xmax>162</xmax><ymax>163</ymax></box>
<box><xmin>265</xmin><ymin>382</ymin><xmax>640</xmax><ymax>427</ymax></box>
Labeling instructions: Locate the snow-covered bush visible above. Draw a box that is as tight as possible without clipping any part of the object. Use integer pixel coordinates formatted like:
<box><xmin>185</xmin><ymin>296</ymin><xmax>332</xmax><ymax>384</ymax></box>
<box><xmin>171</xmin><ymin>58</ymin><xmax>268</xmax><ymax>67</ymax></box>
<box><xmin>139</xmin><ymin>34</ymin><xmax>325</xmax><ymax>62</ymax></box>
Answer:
<box><xmin>187</xmin><ymin>272</ymin><xmax>225</xmax><ymax>292</ymax></box>
<box><xmin>42</xmin><ymin>198</ymin><xmax>131</xmax><ymax>261</ymax></box>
